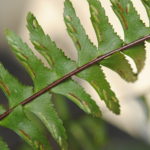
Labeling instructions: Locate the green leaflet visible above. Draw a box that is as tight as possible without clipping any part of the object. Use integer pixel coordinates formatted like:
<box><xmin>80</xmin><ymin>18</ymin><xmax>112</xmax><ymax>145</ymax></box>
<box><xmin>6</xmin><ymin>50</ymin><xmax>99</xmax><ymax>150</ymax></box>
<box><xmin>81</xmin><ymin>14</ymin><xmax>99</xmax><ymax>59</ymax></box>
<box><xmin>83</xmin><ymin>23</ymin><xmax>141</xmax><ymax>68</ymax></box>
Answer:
<box><xmin>0</xmin><ymin>137</ymin><xmax>9</xmax><ymax>150</ymax></box>
<box><xmin>25</xmin><ymin>94</ymin><xmax>68</xmax><ymax>150</ymax></box>
<box><xmin>0</xmin><ymin>63</ymin><xmax>32</xmax><ymax>107</ymax></box>
<box><xmin>52</xmin><ymin>79</ymin><xmax>101</xmax><ymax>117</ymax></box>
<box><xmin>78</xmin><ymin>117</ymin><xmax>107</xmax><ymax>149</ymax></box>
<box><xmin>5</xmin><ymin>30</ymin><xmax>51</xmax><ymax>92</ymax></box>
<box><xmin>69</xmin><ymin>122</ymin><xmax>95</xmax><ymax>150</ymax></box>
<box><xmin>78</xmin><ymin>66</ymin><xmax>120</xmax><ymax>114</ymax></box>
<box><xmin>87</xmin><ymin>0</ymin><xmax>137</xmax><ymax>82</ymax></box>
<box><xmin>64</xmin><ymin>0</ymin><xmax>97</xmax><ymax>65</ymax></box>
<box><xmin>0</xmin><ymin>105</ymin><xmax>6</xmax><ymax>114</ymax></box>
<box><xmin>141</xmin><ymin>0</ymin><xmax>150</xmax><ymax>44</ymax></box>
<box><xmin>27</xmin><ymin>12</ymin><xmax>77</xmax><ymax>76</ymax></box>
<box><xmin>52</xmin><ymin>95</ymin><xmax>70</xmax><ymax>121</ymax></box>
<box><xmin>26</xmin><ymin>13</ymin><xmax>101</xmax><ymax>117</ymax></box>
<box><xmin>0</xmin><ymin>106</ymin><xmax>52</xmax><ymax>150</ymax></box>
<box><xmin>64</xmin><ymin>0</ymin><xmax>120</xmax><ymax>114</ymax></box>
<box><xmin>101</xmin><ymin>53</ymin><xmax>137</xmax><ymax>82</ymax></box>
<box><xmin>110</xmin><ymin>0</ymin><xmax>150</xmax><ymax>72</ymax></box>
<box><xmin>141</xmin><ymin>0</ymin><xmax>150</xmax><ymax>23</ymax></box>
<box><xmin>53</xmin><ymin>96</ymin><xmax>107</xmax><ymax>150</ymax></box>
<box><xmin>87</xmin><ymin>0</ymin><xmax>122</xmax><ymax>53</ymax></box>
<box><xmin>68</xmin><ymin>117</ymin><xmax>107</xmax><ymax>150</ymax></box>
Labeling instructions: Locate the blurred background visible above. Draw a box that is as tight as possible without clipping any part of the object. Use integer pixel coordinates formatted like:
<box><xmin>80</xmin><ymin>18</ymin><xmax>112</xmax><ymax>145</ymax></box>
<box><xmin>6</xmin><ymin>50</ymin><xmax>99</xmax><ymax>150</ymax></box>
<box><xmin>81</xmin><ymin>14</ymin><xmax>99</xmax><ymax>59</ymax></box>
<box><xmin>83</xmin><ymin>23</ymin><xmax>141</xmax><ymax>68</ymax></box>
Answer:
<box><xmin>1</xmin><ymin>0</ymin><xmax>150</xmax><ymax>149</ymax></box>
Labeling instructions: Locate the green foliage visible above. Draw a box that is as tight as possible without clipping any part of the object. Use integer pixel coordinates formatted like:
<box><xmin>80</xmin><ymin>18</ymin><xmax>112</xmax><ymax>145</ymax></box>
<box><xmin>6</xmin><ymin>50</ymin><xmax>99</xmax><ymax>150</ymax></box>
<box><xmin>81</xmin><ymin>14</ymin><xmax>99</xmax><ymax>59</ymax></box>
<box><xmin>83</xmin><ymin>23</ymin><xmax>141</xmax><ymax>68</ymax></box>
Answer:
<box><xmin>142</xmin><ymin>0</ymin><xmax>150</xmax><ymax>23</ymax></box>
<box><xmin>0</xmin><ymin>105</ymin><xmax>5</xmax><ymax>114</ymax></box>
<box><xmin>26</xmin><ymin>13</ymin><xmax>101</xmax><ymax>117</ymax></box>
<box><xmin>87</xmin><ymin>0</ymin><xmax>136</xmax><ymax>81</ymax></box>
<box><xmin>137</xmin><ymin>95</ymin><xmax>150</xmax><ymax>121</ymax></box>
<box><xmin>64</xmin><ymin>0</ymin><xmax>120</xmax><ymax>114</ymax></box>
<box><xmin>53</xmin><ymin>95</ymin><xmax>107</xmax><ymax>150</ymax></box>
<box><xmin>111</xmin><ymin>0</ymin><xmax>150</xmax><ymax>72</ymax></box>
<box><xmin>0</xmin><ymin>0</ymin><xmax>150</xmax><ymax>149</ymax></box>
<box><xmin>0</xmin><ymin>137</ymin><xmax>9</xmax><ymax>150</ymax></box>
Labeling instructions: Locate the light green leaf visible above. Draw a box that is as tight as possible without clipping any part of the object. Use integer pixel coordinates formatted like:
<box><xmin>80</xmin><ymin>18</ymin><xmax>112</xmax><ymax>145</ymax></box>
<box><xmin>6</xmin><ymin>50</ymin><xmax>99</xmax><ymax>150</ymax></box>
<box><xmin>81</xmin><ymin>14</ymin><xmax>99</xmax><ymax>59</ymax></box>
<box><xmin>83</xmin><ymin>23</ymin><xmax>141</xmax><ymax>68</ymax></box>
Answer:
<box><xmin>52</xmin><ymin>79</ymin><xmax>102</xmax><ymax>117</ymax></box>
<box><xmin>25</xmin><ymin>93</ymin><xmax>68</xmax><ymax>150</ymax></box>
<box><xmin>0</xmin><ymin>105</ymin><xmax>6</xmax><ymax>114</ymax></box>
<box><xmin>78</xmin><ymin>66</ymin><xmax>120</xmax><ymax>114</ymax></box>
<box><xmin>0</xmin><ymin>106</ymin><xmax>52</xmax><ymax>150</ymax></box>
<box><xmin>0</xmin><ymin>63</ymin><xmax>32</xmax><ymax>107</ymax></box>
<box><xmin>79</xmin><ymin>116</ymin><xmax>107</xmax><ymax>148</ymax></box>
<box><xmin>101</xmin><ymin>53</ymin><xmax>137</xmax><ymax>82</ymax></box>
<box><xmin>0</xmin><ymin>137</ymin><xmax>9</xmax><ymax>150</ymax></box>
<box><xmin>87</xmin><ymin>0</ymin><xmax>137</xmax><ymax>82</ymax></box>
<box><xmin>87</xmin><ymin>0</ymin><xmax>122</xmax><ymax>54</ymax></box>
<box><xmin>69</xmin><ymin>122</ymin><xmax>94</xmax><ymax>150</ymax></box>
<box><xmin>64</xmin><ymin>0</ymin><xmax>120</xmax><ymax>114</ymax></box>
<box><xmin>27</xmin><ymin>12</ymin><xmax>77</xmax><ymax>76</ymax></box>
<box><xmin>52</xmin><ymin>94</ymin><xmax>70</xmax><ymax>121</ymax></box>
<box><xmin>110</xmin><ymin>0</ymin><xmax>150</xmax><ymax>72</ymax></box>
<box><xmin>64</xmin><ymin>0</ymin><xmax>97</xmax><ymax>65</ymax></box>
<box><xmin>141</xmin><ymin>0</ymin><xmax>150</xmax><ymax>44</ymax></box>
<box><xmin>141</xmin><ymin>0</ymin><xmax>150</xmax><ymax>23</ymax></box>
<box><xmin>5</xmin><ymin>30</ymin><xmax>51</xmax><ymax>92</ymax></box>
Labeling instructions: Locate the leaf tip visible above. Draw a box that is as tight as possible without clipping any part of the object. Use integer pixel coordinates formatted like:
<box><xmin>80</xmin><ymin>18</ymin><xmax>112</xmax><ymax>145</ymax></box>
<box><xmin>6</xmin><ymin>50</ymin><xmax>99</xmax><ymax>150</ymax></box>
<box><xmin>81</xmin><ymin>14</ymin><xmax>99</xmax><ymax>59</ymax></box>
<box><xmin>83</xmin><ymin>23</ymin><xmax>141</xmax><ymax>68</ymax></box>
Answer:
<box><xmin>26</xmin><ymin>12</ymin><xmax>40</xmax><ymax>31</ymax></box>
<box><xmin>4</xmin><ymin>29</ymin><xmax>13</xmax><ymax>39</ymax></box>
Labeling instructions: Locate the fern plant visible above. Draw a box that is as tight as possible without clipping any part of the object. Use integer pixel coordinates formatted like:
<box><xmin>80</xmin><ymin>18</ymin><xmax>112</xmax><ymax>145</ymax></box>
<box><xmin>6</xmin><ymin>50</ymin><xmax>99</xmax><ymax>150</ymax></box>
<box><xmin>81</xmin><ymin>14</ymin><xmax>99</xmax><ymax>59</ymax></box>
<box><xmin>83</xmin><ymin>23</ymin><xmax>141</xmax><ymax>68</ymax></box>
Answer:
<box><xmin>0</xmin><ymin>0</ymin><xmax>150</xmax><ymax>149</ymax></box>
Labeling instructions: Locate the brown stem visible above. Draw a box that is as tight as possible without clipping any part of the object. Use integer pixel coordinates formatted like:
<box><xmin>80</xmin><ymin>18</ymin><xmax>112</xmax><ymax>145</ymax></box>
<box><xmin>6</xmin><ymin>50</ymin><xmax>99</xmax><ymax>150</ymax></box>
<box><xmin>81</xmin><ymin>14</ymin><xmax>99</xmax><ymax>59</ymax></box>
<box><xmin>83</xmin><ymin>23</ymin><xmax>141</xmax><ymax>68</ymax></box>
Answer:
<box><xmin>0</xmin><ymin>35</ymin><xmax>150</xmax><ymax>120</ymax></box>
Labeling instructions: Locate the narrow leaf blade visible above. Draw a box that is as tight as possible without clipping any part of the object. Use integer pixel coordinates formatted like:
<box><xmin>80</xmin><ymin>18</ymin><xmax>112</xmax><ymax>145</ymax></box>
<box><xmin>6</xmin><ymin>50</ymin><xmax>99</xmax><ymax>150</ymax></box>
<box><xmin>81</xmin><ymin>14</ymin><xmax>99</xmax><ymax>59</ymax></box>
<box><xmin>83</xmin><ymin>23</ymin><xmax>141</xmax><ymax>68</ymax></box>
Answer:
<box><xmin>26</xmin><ymin>93</ymin><xmax>68</xmax><ymax>150</ymax></box>
<box><xmin>0</xmin><ymin>63</ymin><xmax>32</xmax><ymax>107</ymax></box>
<box><xmin>0</xmin><ymin>105</ymin><xmax>6</xmax><ymax>114</ymax></box>
<box><xmin>27</xmin><ymin>12</ymin><xmax>76</xmax><ymax>76</ymax></box>
<box><xmin>110</xmin><ymin>0</ymin><xmax>150</xmax><ymax>72</ymax></box>
<box><xmin>78</xmin><ymin>66</ymin><xmax>120</xmax><ymax>114</ymax></box>
<box><xmin>52</xmin><ymin>80</ymin><xmax>101</xmax><ymax>117</ymax></box>
<box><xmin>5</xmin><ymin>30</ymin><xmax>51</xmax><ymax>91</ymax></box>
<box><xmin>141</xmin><ymin>0</ymin><xmax>150</xmax><ymax>23</ymax></box>
<box><xmin>101</xmin><ymin>53</ymin><xmax>137</xmax><ymax>82</ymax></box>
<box><xmin>0</xmin><ymin>106</ymin><xmax>52</xmax><ymax>149</ymax></box>
<box><xmin>64</xmin><ymin>0</ymin><xmax>98</xmax><ymax>65</ymax></box>
<box><xmin>87</xmin><ymin>0</ymin><xmax>122</xmax><ymax>54</ymax></box>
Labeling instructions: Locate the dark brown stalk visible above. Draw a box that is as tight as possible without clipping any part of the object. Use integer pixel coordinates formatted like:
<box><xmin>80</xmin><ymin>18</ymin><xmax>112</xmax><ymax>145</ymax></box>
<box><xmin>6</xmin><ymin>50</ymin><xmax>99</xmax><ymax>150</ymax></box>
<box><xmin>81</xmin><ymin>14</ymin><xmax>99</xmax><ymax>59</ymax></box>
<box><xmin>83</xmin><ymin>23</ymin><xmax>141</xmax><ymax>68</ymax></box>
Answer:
<box><xmin>0</xmin><ymin>35</ymin><xmax>150</xmax><ymax>120</ymax></box>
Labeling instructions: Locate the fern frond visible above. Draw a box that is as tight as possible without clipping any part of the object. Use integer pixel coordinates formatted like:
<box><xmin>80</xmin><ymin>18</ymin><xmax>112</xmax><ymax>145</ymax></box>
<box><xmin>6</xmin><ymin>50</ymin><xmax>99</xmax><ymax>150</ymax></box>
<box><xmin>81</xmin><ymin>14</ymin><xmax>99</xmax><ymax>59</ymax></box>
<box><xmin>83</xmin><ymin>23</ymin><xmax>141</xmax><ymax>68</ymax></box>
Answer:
<box><xmin>0</xmin><ymin>0</ymin><xmax>150</xmax><ymax>149</ymax></box>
